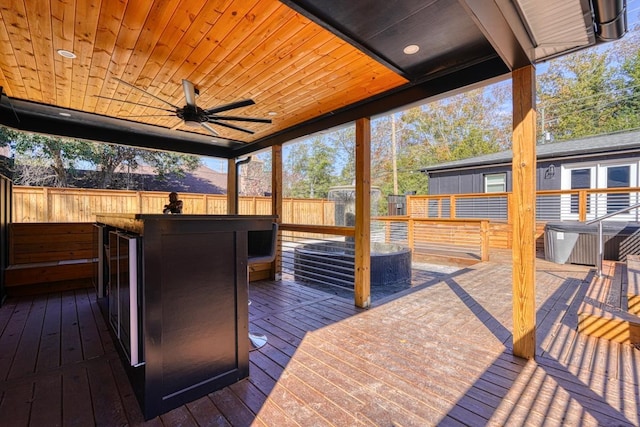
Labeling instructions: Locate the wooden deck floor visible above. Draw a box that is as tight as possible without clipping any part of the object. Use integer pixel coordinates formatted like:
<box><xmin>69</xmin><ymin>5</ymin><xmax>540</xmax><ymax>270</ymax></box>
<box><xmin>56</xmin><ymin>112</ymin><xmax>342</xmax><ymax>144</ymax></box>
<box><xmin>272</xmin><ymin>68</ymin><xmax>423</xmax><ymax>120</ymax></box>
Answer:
<box><xmin>1</xmin><ymin>253</ymin><xmax>639</xmax><ymax>426</ymax></box>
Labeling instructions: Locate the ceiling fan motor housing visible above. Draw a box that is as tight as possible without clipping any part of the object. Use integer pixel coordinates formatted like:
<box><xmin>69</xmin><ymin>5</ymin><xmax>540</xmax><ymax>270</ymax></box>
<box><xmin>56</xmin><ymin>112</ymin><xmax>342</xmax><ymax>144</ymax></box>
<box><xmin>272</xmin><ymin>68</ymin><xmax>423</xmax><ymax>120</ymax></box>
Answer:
<box><xmin>178</xmin><ymin>105</ymin><xmax>208</xmax><ymax>127</ymax></box>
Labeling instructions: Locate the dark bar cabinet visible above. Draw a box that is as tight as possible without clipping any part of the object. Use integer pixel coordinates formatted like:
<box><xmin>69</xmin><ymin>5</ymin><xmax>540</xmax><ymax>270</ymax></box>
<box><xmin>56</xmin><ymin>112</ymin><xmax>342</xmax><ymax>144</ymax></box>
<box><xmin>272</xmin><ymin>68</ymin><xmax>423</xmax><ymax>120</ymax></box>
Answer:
<box><xmin>95</xmin><ymin>214</ymin><xmax>275</xmax><ymax>420</ymax></box>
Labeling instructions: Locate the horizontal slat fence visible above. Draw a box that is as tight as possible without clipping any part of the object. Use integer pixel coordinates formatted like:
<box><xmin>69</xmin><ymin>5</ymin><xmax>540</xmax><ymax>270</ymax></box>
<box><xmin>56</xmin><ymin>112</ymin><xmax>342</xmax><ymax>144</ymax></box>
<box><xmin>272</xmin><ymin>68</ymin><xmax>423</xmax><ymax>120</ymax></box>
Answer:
<box><xmin>372</xmin><ymin>217</ymin><xmax>489</xmax><ymax>265</ymax></box>
<box><xmin>407</xmin><ymin>188</ymin><xmax>640</xmax><ymax>222</ymax></box>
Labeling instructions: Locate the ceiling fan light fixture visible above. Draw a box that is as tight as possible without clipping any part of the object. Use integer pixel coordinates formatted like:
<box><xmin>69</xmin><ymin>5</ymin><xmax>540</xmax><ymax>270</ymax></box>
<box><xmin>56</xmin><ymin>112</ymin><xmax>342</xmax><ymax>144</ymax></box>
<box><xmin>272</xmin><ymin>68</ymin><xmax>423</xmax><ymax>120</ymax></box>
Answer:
<box><xmin>403</xmin><ymin>44</ymin><xmax>419</xmax><ymax>55</ymax></box>
<box><xmin>57</xmin><ymin>49</ymin><xmax>76</xmax><ymax>59</ymax></box>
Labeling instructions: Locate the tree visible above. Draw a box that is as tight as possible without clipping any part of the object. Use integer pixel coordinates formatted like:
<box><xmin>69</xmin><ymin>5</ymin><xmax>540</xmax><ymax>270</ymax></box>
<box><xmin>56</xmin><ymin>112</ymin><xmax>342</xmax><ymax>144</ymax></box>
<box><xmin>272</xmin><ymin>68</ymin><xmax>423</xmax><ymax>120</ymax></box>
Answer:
<box><xmin>537</xmin><ymin>49</ymin><xmax>622</xmax><ymax>141</ymax></box>
<box><xmin>1</xmin><ymin>127</ymin><xmax>94</xmax><ymax>187</ymax></box>
<box><xmin>0</xmin><ymin>125</ymin><xmax>201</xmax><ymax>189</ymax></box>
<box><xmin>283</xmin><ymin>136</ymin><xmax>337</xmax><ymax>198</ymax></box>
<box><xmin>140</xmin><ymin>150</ymin><xmax>200</xmax><ymax>181</ymax></box>
<box><xmin>392</xmin><ymin>85</ymin><xmax>510</xmax><ymax>193</ymax></box>
<box><xmin>618</xmin><ymin>29</ymin><xmax>640</xmax><ymax>130</ymax></box>
<box><xmin>88</xmin><ymin>144</ymin><xmax>140</xmax><ymax>188</ymax></box>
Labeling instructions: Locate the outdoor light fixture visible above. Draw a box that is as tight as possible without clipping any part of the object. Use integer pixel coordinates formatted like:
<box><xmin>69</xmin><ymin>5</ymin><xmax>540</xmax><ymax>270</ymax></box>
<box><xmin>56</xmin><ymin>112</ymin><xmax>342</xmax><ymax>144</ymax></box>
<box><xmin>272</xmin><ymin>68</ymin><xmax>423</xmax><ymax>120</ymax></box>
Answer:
<box><xmin>403</xmin><ymin>44</ymin><xmax>419</xmax><ymax>55</ymax></box>
<box><xmin>56</xmin><ymin>49</ymin><xmax>76</xmax><ymax>59</ymax></box>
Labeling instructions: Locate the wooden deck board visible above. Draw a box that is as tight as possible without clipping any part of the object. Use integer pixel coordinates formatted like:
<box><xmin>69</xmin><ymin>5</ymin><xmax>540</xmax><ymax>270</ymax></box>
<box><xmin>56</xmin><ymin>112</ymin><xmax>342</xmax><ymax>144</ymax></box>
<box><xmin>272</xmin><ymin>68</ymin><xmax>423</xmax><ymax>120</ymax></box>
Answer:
<box><xmin>0</xmin><ymin>253</ymin><xmax>638</xmax><ymax>426</ymax></box>
<box><xmin>37</xmin><ymin>293</ymin><xmax>62</xmax><ymax>373</ymax></box>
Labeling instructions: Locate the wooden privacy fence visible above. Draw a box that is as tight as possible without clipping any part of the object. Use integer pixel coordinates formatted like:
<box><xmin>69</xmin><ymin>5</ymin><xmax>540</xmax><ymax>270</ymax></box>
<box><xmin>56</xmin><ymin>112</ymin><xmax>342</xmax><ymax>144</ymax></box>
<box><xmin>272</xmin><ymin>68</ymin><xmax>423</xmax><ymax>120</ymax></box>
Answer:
<box><xmin>11</xmin><ymin>186</ymin><xmax>335</xmax><ymax>224</ymax></box>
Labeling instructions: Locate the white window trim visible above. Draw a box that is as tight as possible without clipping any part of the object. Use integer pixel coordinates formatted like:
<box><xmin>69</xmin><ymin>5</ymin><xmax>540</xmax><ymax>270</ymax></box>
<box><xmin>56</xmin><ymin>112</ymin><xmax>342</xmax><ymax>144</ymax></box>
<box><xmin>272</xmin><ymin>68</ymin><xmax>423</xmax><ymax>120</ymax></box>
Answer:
<box><xmin>484</xmin><ymin>173</ymin><xmax>506</xmax><ymax>193</ymax></box>
<box><xmin>560</xmin><ymin>159</ymin><xmax>640</xmax><ymax>220</ymax></box>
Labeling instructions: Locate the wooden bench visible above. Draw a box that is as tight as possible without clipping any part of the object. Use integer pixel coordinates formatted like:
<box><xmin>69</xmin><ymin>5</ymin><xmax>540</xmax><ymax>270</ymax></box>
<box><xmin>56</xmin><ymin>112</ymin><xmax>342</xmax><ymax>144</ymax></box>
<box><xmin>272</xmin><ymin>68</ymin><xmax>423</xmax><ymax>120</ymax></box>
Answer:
<box><xmin>577</xmin><ymin>258</ymin><xmax>640</xmax><ymax>345</ymax></box>
<box><xmin>5</xmin><ymin>223</ymin><xmax>97</xmax><ymax>295</ymax></box>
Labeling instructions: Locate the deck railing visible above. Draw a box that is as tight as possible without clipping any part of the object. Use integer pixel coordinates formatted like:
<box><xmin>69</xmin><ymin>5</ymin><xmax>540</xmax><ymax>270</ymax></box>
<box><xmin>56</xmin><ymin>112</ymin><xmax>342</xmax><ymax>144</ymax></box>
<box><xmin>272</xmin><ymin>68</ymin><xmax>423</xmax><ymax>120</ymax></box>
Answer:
<box><xmin>372</xmin><ymin>217</ymin><xmax>489</xmax><ymax>263</ymax></box>
<box><xmin>407</xmin><ymin>187</ymin><xmax>640</xmax><ymax>223</ymax></box>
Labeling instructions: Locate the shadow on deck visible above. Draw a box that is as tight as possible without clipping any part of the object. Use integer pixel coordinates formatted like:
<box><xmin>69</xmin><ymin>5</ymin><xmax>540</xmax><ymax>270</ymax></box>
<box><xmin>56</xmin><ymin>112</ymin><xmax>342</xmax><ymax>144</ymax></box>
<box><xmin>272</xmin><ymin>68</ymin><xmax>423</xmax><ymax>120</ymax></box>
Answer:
<box><xmin>0</xmin><ymin>251</ymin><xmax>638</xmax><ymax>426</ymax></box>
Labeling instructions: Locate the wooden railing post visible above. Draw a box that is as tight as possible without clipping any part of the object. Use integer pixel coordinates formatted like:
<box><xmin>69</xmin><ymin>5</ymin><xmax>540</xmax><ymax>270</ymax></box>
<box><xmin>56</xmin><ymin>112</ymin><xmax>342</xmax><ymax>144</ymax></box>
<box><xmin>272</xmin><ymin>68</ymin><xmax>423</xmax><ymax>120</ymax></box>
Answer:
<box><xmin>407</xmin><ymin>217</ymin><xmax>415</xmax><ymax>254</ymax></box>
<box><xmin>480</xmin><ymin>220</ymin><xmax>490</xmax><ymax>262</ymax></box>
<box><xmin>449</xmin><ymin>195</ymin><xmax>456</xmax><ymax>219</ymax></box>
<box><xmin>578</xmin><ymin>190</ymin><xmax>587</xmax><ymax>222</ymax></box>
<box><xmin>385</xmin><ymin>220</ymin><xmax>391</xmax><ymax>243</ymax></box>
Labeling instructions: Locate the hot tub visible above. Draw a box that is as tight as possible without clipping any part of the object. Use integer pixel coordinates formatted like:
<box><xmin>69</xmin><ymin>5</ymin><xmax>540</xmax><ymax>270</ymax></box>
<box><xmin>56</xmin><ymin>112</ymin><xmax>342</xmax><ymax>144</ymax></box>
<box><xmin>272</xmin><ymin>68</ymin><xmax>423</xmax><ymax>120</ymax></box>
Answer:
<box><xmin>544</xmin><ymin>221</ymin><xmax>640</xmax><ymax>265</ymax></box>
<box><xmin>293</xmin><ymin>241</ymin><xmax>411</xmax><ymax>288</ymax></box>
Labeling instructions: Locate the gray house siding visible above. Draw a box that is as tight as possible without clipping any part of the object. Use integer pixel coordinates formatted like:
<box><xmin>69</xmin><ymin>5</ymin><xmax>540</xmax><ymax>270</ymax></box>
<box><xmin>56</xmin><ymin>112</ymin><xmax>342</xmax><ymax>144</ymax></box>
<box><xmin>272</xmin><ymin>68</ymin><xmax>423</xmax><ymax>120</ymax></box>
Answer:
<box><xmin>426</xmin><ymin>153</ymin><xmax>639</xmax><ymax>195</ymax></box>
<box><xmin>420</xmin><ymin>131</ymin><xmax>640</xmax><ymax>221</ymax></box>
<box><xmin>428</xmin><ymin>161</ymin><xmax>561</xmax><ymax>196</ymax></box>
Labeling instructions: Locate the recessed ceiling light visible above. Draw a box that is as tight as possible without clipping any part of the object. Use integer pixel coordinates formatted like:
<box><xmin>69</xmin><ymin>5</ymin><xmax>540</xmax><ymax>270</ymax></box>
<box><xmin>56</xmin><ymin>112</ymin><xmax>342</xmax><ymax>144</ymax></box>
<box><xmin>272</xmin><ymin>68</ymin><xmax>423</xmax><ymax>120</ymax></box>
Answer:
<box><xmin>403</xmin><ymin>44</ymin><xmax>420</xmax><ymax>55</ymax></box>
<box><xmin>57</xmin><ymin>49</ymin><xmax>76</xmax><ymax>59</ymax></box>
<box><xmin>268</xmin><ymin>111</ymin><xmax>277</xmax><ymax>116</ymax></box>
<box><xmin>59</xmin><ymin>112</ymin><xmax>71</xmax><ymax>117</ymax></box>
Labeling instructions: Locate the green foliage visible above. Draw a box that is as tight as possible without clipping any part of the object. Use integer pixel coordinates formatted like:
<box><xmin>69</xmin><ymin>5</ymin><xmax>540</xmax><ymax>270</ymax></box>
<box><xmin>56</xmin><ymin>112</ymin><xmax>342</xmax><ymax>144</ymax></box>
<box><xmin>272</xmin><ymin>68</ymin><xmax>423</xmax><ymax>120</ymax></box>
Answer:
<box><xmin>140</xmin><ymin>151</ymin><xmax>200</xmax><ymax>180</ymax></box>
<box><xmin>0</xmin><ymin>125</ymin><xmax>200</xmax><ymax>188</ymax></box>
<box><xmin>538</xmin><ymin>31</ymin><xmax>640</xmax><ymax>141</ymax></box>
<box><xmin>284</xmin><ymin>136</ymin><xmax>337</xmax><ymax>198</ymax></box>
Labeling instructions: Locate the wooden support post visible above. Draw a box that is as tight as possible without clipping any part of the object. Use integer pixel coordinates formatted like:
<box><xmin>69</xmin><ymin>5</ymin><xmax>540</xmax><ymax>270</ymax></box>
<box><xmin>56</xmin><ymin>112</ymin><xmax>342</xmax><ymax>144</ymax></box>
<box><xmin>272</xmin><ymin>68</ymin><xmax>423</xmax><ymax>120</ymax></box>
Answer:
<box><xmin>227</xmin><ymin>158</ymin><xmax>237</xmax><ymax>215</ymax></box>
<box><xmin>355</xmin><ymin>117</ymin><xmax>371</xmax><ymax>309</ymax></box>
<box><xmin>511</xmin><ymin>65</ymin><xmax>537</xmax><ymax>359</ymax></box>
<box><xmin>272</xmin><ymin>144</ymin><xmax>283</xmax><ymax>280</ymax></box>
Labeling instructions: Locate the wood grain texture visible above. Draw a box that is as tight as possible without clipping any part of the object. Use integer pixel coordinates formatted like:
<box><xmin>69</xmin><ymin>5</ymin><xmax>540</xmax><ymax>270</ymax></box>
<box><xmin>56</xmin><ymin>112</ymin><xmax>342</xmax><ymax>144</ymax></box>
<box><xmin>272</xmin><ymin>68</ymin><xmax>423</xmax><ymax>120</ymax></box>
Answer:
<box><xmin>0</xmin><ymin>257</ymin><xmax>638</xmax><ymax>425</ymax></box>
<box><xmin>511</xmin><ymin>65</ymin><xmax>537</xmax><ymax>359</ymax></box>
<box><xmin>0</xmin><ymin>0</ymin><xmax>407</xmax><ymax>143</ymax></box>
<box><xmin>354</xmin><ymin>117</ymin><xmax>371</xmax><ymax>308</ymax></box>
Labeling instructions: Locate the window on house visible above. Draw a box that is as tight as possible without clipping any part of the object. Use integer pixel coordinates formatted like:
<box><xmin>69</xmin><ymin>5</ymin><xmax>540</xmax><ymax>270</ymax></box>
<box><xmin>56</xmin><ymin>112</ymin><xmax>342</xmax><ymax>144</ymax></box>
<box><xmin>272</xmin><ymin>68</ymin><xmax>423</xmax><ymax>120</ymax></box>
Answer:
<box><xmin>570</xmin><ymin>168</ymin><xmax>591</xmax><ymax>214</ymax></box>
<box><xmin>484</xmin><ymin>173</ymin><xmax>506</xmax><ymax>193</ymax></box>
<box><xmin>606</xmin><ymin>165</ymin><xmax>630</xmax><ymax>213</ymax></box>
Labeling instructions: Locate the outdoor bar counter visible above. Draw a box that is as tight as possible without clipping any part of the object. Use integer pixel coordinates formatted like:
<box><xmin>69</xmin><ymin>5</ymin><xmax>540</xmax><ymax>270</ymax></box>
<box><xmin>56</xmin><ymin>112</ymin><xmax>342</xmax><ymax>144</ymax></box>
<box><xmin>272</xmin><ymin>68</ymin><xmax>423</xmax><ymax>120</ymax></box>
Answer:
<box><xmin>94</xmin><ymin>213</ymin><xmax>275</xmax><ymax>420</ymax></box>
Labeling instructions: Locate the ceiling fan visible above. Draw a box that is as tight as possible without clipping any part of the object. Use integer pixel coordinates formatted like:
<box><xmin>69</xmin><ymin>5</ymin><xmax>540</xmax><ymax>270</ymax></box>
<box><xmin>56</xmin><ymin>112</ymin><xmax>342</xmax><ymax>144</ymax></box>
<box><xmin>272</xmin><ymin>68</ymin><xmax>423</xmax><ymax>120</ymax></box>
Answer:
<box><xmin>99</xmin><ymin>78</ymin><xmax>272</xmax><ymax>139</ymax></box>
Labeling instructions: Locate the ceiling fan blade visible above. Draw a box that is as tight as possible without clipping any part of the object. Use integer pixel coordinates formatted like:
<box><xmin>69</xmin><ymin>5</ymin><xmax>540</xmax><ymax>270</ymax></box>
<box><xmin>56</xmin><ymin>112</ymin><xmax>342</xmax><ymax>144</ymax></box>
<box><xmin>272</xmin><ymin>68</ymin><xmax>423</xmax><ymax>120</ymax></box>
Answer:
<box><xmin>113</xmin><ymin>77</ymin><xmax>180</xmax><ymax>109</ymax></box>
<box><xmin>182</xmin><ymin>79</ymin><xmax>197</xmax><ymax>108</ymax></box>
<box><xmin>200</xmin><ymin>122</ymin><xmax>219</xmax><ymax>136</ymax></box>
<box><xmin>208</xmin><ymin>120</ymin><xmax>255</xmax><ymax>134</ymax></box>
<box><xmin>94</xmin><ymin>95</ymin><xmax>175</xmax><ymax>112</ymax></box>
<box><xmin>207</xmin><ymin>114</ymin><xmax>272</xmax><ymax>123</ymax></box>
<box><xmin>120</xmin><ymin>114</ymin><xmax>176</xmax><ymax>118</ymax></box>
<box><xmin>204</xmin><ymin>99</ymin><xmax>255</xmax><ymax>115</ymax></box>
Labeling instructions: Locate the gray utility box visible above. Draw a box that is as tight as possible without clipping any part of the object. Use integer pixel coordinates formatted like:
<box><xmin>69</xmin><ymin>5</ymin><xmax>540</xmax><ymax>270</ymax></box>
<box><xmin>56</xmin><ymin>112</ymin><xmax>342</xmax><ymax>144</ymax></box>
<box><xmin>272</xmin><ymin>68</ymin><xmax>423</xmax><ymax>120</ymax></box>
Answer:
<box><xmin>544</xmin><ymin>221</ymin><xmax>640</xmax><ymax>265</ymax></box>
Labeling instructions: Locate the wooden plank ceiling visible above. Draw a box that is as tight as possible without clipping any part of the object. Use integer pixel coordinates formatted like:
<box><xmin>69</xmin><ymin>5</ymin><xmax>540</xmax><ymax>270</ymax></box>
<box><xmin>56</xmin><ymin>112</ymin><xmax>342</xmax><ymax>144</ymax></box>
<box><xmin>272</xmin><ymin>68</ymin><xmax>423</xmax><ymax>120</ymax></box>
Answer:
<box><xmin>0</xmin><ymin>0</ymin><xmax>621</xmax><ymax>158</ymax></box>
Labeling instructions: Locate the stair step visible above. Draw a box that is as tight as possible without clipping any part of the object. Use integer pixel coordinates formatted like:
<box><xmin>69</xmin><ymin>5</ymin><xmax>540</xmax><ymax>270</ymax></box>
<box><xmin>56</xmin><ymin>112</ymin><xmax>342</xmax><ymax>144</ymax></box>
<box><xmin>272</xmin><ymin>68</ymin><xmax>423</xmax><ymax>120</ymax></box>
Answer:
<box><xmin>577</xmin><ymin>260</ymin><xmax>640</xmax><ymax>345</ymax></box>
